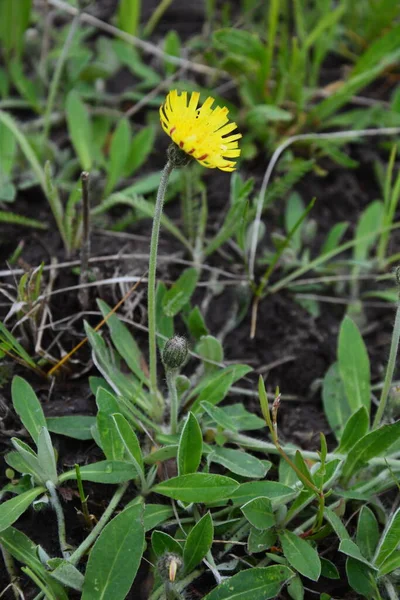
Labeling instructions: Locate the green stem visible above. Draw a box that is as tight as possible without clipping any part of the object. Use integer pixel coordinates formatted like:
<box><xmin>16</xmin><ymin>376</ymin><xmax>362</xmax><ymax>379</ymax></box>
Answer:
<box><xmin>46</xmin><ymin>481</ymin><xmax>69</xmax><ymax>559</ymax></box>
<box><xmin>74</xmin><ymin>464</ymin><xmax>93</xmax><ymax>530</ymax></box>
<box><xmin>373</xmin><ymin>296</ymin><xmax>400</xmax><ymax>429</ymax></box>
<box><xmin>22</xmin><ymin>567</ymin><xmax>56</xmax><ymax>600</ymax></box>
<box><xmin>143</xmin><ymin>0</ymin><xmax>173</xmax><ymax>37</ymax></box>
<box><xmin>69</xmin><ymin>482</ymin><xmax>129</xmax><ymax>566</ymax></box>
<box><xmin>148</xmin><ymin>161</ymin><xmax>173</xmax><ymax>408</ymax></box>
<box><xmin>167</xmin><ymin>369</ymin><xmax>179</xmax><ymax>434</ymax></box>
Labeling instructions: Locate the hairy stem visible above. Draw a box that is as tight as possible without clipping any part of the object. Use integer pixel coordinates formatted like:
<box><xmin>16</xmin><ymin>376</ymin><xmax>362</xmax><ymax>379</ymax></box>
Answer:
<box><xmin>373</xmin><ymin>294</ymin><xmax>400</xmax><ymax>429</ymax></box>
<box><xmin>69</xmin><ymin>482</ymin><xmax>129</xmax><ymax>566</ymax></box>
<box><xmin>46</xmin><ymin>481</ymin><xmax>69</xmax><ymax>559</ymax></box>
<box><xmin>148</xmin><ymin>161</ymin><xmax>173</xmax><ymax>411</ymax></box>
<box><xmin>167</xmin><ymin>369</ymin><xmax>179</xmax><ymax>434</ymax></box>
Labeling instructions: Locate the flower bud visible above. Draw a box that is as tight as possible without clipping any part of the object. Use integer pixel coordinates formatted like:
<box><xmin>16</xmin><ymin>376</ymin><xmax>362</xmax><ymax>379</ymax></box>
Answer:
<box><xmin>167</xmin><ymin>143</ymin><xmax>192</xmax><ymax>168</ymax></box>
<box><xmin>162</xmin><ymin>336</ymin><xmax>188</xmax><ymax>370</ymax></box>
<box><xmin>157</xmin><ymin>552</ymin><xmax>183</xmax><ymax>582</ymax></box>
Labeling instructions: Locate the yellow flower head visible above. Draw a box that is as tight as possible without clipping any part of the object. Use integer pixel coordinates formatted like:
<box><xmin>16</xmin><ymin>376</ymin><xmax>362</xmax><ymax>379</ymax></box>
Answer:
<box><xmin>160</xmin><ymin>90</ymin><xmax>241</xmax><ymax>172</ymax></box>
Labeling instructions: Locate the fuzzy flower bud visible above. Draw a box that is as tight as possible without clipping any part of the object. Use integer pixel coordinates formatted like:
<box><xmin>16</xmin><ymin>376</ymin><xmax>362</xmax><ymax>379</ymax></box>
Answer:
<box><xmin>157</xmin><ymin>552</ymin><xmax>183</xmax><ymax>582</ymax></box>
<box><xmin>162</xmin><ymin>336</ymin><xmax>188</xmax><ymax>370</ymax></box>
<box><xmin>167</xmin><ymin>143</ymin><xmax>192</xmax><ymax>168</ymax></box>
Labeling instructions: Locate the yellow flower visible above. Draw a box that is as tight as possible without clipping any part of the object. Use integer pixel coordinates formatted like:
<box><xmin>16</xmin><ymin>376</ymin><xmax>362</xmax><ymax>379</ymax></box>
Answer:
<box><xmin>160</xmin><ymin>90</ymin><xmax>241</xmax><ymax>172</ymax></box>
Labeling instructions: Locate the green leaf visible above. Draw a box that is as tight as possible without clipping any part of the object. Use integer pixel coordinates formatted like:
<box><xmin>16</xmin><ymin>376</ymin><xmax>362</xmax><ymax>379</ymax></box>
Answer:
<box><xmin>164</xmin><ymin>30</ymin><xmax>181</xmax><ymax>76</ymax></box>
<box><xmin>230</xmin><ymin>481</ymin><xmax>294</xmax><ymax>507</ymax></box>
<box><xmin>203</xmin><ymin>565</ymin><xmax>293</xmax><ymax>600</ymax></box>
<box><xmin>0</xmin><ymin>119</ymin><xmax>16</xmax><ymax>176</ymax></box>
<box><xmin>0</xmin><ymin>487</ymin><xmax>45</xmax><ymax>532</ymax></box>
<box><xmin>96</xmin><ymin>386</ymin><xmax>120</xmax><ymax>414</ymax></box>
<box><xmin>341</xmin><ymin>420</ymin><xmax>400</xmax><ymax>481</ymax></box>
<box><xmin>144</xmin><ymin>444</ymin><xmax>178</xmax><ymax>465</ymax></box>
<box><xmin>312</xmin><ymin>64</ymin><xmax>393</xmax><ymax>122</ymax></box>
<box><xmin>190</xmin><ymin>365</ymin><xmax>252</xmax><ymax>413</ymax></box>
<box><xmin>0</xmin><ymin>526</ymin><xmax>41</xmax><ymax>570</ymax></box>
<box><xmin>177</xmin><ymin>413</ymin><xmax>203</xmax><ymax>476</ymax></box>
<box><xmin>11</xmin><ymin>376</ymin><xmax>46</xmax><ymax>445</ymax></box>
<box><xmin>112</xmin><ymin>40</ymin><xmax>160</xmax><ymax>88</ymax></box>
<box><xmin>248</xmin><ymin>528</ymin><xmax>276</xmax><ymax>554</ymax></box>
<box><xmin>153</xmin><ymin>473</ymin><xmax>239</xmax><ymax>503</ymax></box>
<box><xmin>320</xmin><ymin>558</ymin><xmax>339</xmax><ymax>579</ymax></box>
<box><xmin>356</xmin><ymin>506</ymin><xmax>379</xmax><ymax>562</ymax></box>
<box><xmin>247</xmin><ymin>104</ymin><xmax>293</xmax><ymax>127</ymax></box>
<box><xmin>48</xmin><ymin>559</ymin><xmax>84</xmax><ymax>591</ymax></box>
<box><xmin>241</xmin><ymin>497</ymin><xmax>275</xmax><ymax>530</ymax></box>
<box><xmin>46</xmin><ymin>416</ymin><xmax>96</xmax><ymax>440</ymax></box>
<box><xmin>204</xmin><ymin>196</ymin><xmax>249</xmax><ymax>257</ymax></box>
<box><xmin>321</xmin><ymin>222</ymin><xmax>348</xmax><ymax>255</ymax></box>
<box><xmin>213</xmin><ymin>28</ymin><xmax>265</xmax><ymax>61</ymax></box>
<box><xmin>9</xmin><ymin>60</ymin><xmax>41</xmax><ymax>113</ymax></box>
<box><xmin>304</xmin><ymin>3</ymin><xmax>345</xmax><ymax>49</ymax></box>
<box><xmin>0</xmin><ymin>527</ymin><xmax>68</xmax><ymax>599</ymax></box>
<box><xmin>322</xmin><ymin>363</ymin><xmax>351</xmax><ymax>440</ymax></box>
<box><xmin>353</xmin><ymin>24</ymin><xmax>400</xmax><ymax>76</ymax></box>
<box><xmin>285</xmin><ymin>192</ymin><xmax>305</xmax><ymax>252</ymax></box>
<box><xmin>117</xmin><ymin>0</ymin><xmax>140</xmax><ymax>36</ymax></box>
<box><xmin>0</xmin><ymin>0</ymin><xmax>32</xmax><ymax>58</ymax></box>
<box><xmin>59</xmin><ymin>460</ymin><xmax>137</xmax><ymax>484</ymax></box>
<box><xmin>294</xmin><ymin>450</ymin><xmax>315</xmax><ymax>489</ymax></box>
<box><xmin>337</xmin><ymin>407</ymin><xmax>369</xmax><ymax>454</ymax></box>
<box><xmin>339</xmin><ymin>539</ymin><xmax>376</xmax><ymax>568</ymax></box>
<box><xmin>378</xmin><ymin>550</ymin><xmax>400</xmax><ymax>576</ymax></box>
<box><xmin>187</xmin><ymin>305</ymin><xmax>208</xmax><ymax>340</ymax></box>
<box><xmin>279</xmin><ymin>530</ymin><xmax>321</xmax><ymax>581</ymax></box>
<box><xmin>125</xmin><ymin>126</ymin><xmax>155</xmax><ymax>175</ymax></box>
<box><xmin>81</xmin><ymin>504</ymin><xmax>144</xmax><ymax>600</ymax></box>
<box><xmin>36</xmin><ymin>427</ymin><xmax>57</xmax><ymax>484</ymax></box>
<box><xmin>279</xmin><ymin>449</ymin><xmax>300</xmax><ymax>488</ymax></box>
<box><xmin>143</xmin><ymin>504</ymin><xmax>174</xmax><ymax>532</ymax></box>
<box><xmin>65</xmin><ymin>90</ymin><xmax>93</xmax><ymax>171</ymax></box>
<box><xmin>338</xmin><ymin>317</ymin><xmax>371</xmax><ymax>414</ymax></box>
<box><xmin>0</xmin><ymin>210</ymin><xmax>48</xmax><ymax>230</ymax></box>
<box><xmin>162</xmin><ymin>268</ymin><xmax>199</xmax><ymax>317</ymax></box>
<box><xmin>96</xmin><ymin>192</ymin><xmax>190</xmax><ymax>250</ymax></box>
<box><xmin>196</xmin><ymin>335</ymin><xmax>224</xmax><ymax>373</ymax></box>
<box><xmin>152</xmin><ymin>530</ymin><xmax>182</xmax><ymax>557</ymax></box>
<box><xmin>105</xmin><ymin>118</ymin><xmax>131</xmax><ymax>196</ymax></box>
<box><xmin>345</xmin><ymin>557</ymin><xmax>377</xmax><ymax>598</ymax></box>
<box><xmin>324</xmin><ymin>507</ymin><xmax>350</xmax><ymax>542</ymax></box>
<box><xmin>201</xmin><ymin>402</ymin><xmax>238</xmax><ymax>432</ymax></box>
<box><xmin>220</xmin><ymin>404</ymin><xmax>265</xmax><ymax>431</ymax></box>
<box><xmin>6</xmin><ymin>446</ymin><xmax>41</xmax><ymax>480</ymax></box>
<box><xmin>0</xmin><ymin>110</ymin><xmax>46</xmax><ymax>195</ymax></box>
<box><xmin>353</xmin><ymin>201</ymin><xmax>383</xmax><ymax>263</ymax></box>
<box><xmin>183</xmin><ymin>512</ymin><xmax>214</xmax><ymax>574</ymax></box>
<box><xmin>209</xmin><ymin>447</ymin><xmax>269</xmax><ymax>479</ymax></box>
<box><xmin>287</xmin><ymin>575</ymin><xmax>304</xmax><ymax>600</ymax></box>
<box><xmin>111</xmin><ymin>413</ymin><xmax>144</xmax><ymax>473</ymax></box>
<box><xmin>374</xmin><ymin>507</ymin><xmax>400</xmax><ymax>568</ymax></box>
<box><xmin>97</xmin><ymin>300</ymin><xmax>149</xmax><ymax>386</ymax></box>
<box><xmin>97</xmin><ymin>412</ymin><xmax>125</xmax><ymax>462</ymax></box>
